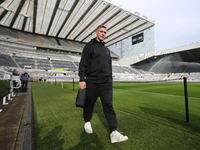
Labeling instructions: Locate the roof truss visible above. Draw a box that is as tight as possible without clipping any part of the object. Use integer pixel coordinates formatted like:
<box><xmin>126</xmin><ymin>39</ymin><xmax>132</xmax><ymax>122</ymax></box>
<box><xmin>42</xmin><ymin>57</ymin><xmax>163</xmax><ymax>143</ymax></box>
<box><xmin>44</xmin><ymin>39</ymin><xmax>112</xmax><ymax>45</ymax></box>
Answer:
<box><xmin>0</xmin><ymin>0</ymin><xmax>155</xmax><ymax>45</ymax></box>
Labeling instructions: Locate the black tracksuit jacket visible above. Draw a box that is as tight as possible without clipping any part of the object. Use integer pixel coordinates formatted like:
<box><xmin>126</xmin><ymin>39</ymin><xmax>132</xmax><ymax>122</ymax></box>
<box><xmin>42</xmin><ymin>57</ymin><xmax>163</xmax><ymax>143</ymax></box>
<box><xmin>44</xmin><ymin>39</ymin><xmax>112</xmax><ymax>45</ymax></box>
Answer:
<box><xmin>79</xmin><ymin>38</ymin><xmax>112</xmax><ymax>83</ymax></box>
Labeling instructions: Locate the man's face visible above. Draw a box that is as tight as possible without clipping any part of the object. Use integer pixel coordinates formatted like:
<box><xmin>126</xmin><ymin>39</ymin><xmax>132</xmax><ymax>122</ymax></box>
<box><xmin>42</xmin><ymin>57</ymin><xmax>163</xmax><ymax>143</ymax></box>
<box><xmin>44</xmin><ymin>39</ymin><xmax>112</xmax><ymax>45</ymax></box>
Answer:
<box><xmin>95</xmin><ymin>27</ymin><xmax>107</xmax><ymax>42</ymax></box>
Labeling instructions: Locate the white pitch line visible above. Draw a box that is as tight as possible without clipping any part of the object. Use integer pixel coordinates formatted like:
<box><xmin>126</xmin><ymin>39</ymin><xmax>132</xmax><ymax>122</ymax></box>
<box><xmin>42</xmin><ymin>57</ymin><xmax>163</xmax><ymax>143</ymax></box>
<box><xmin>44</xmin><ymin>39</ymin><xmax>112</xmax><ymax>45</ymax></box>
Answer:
<box><xmin>113</xmin><ymin>88</ymin><xmax>200</xmax><ymax>100</ymax></box>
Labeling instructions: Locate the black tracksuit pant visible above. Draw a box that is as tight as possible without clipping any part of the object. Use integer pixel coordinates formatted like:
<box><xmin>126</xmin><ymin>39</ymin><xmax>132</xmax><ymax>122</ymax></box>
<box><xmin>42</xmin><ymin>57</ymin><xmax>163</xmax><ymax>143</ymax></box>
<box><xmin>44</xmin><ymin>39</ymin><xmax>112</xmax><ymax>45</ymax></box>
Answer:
<box><xmin>84</xmin><ymin>81</ymin><xmax>117</xmax><ymax>132</ymax></box>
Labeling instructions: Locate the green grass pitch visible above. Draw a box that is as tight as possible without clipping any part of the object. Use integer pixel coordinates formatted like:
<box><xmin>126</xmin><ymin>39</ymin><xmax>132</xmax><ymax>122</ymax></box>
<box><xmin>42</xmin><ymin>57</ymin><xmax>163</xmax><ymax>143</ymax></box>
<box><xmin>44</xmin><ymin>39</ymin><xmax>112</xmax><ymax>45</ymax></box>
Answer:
<box><xmin>32</xmin><ymin>81</ymin><xmax>200</xmax><ymax>150</ymax></box>
<box><xmin>0</xmin><ymin>80</ymin><xmax>10</xmax><ymax>93</ymax></box>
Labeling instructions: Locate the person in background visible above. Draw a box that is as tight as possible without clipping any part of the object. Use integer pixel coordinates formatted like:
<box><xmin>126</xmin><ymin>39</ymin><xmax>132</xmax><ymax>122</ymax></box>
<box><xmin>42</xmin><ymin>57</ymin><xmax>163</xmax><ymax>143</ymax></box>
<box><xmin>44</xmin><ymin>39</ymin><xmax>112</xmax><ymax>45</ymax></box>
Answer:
<box><xmin>12</xmin><ymin>69</ymin><xmax>19</xmax><ymax>87</ymax></box>
<box><xmin>78</xmin><ymin>25</ymin><xmax>128</xmax><ymax>143</ymax></box>
<box><xmin>21</xmin><ymin>71</ymin><xmax>29</xmax><ymax>89</ymax></box>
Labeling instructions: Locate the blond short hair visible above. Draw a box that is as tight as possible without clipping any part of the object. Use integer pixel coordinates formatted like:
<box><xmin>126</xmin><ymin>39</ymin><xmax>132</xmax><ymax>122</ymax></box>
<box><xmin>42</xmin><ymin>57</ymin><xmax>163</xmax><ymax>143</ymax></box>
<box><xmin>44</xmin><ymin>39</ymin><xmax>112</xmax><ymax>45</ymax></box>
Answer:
<box><xmin>96</xmin><ymin>25</ymin><xmax>107</xmax><ymax>31</ymax></box>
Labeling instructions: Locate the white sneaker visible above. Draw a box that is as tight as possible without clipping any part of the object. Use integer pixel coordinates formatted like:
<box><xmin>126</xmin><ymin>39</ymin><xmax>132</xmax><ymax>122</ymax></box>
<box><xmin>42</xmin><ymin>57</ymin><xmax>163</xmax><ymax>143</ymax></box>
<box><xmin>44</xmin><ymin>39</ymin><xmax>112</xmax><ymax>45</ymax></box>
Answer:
<box><xmin>84</xmin><ymin>122</ymin><xmax>93</xmax><ymax>134</ymax></box>
<box><xmin>110</xmin><ymin>130</ymin><xmax>128</xmax><ymax>143</ymax></box>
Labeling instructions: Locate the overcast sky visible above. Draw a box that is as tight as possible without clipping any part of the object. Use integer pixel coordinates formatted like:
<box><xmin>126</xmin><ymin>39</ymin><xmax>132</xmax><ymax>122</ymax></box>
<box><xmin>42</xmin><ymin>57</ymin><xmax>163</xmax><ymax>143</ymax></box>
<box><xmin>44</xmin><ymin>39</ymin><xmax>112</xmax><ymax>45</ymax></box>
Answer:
<box><xmin>111</xmin><ymin>0</ymin><xmax>200</xmax><ymax>51</ymax></box>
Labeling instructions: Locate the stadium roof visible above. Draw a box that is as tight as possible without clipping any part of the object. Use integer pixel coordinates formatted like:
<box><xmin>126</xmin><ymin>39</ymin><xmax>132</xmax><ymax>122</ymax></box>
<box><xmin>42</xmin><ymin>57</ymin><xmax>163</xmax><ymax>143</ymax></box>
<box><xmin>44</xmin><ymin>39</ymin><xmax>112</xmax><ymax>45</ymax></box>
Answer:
<box><xmin>120</xmin><ymin>42</ymin><xmax>200</xmax><ymax>67</ymax></box>
<box><xmin>120</xmin><ymin>42</ymin><xmax>200</xmax><ymax>66</ymax></box>
<box><xmin>0</xmin><ymin>0</ymin><xmax>155</xmax><ymax>46</ymax></box>
<box><xmin>128</xmin><ymin>42</ymin><xmax>200</xmax><ymax>73</ymax></box>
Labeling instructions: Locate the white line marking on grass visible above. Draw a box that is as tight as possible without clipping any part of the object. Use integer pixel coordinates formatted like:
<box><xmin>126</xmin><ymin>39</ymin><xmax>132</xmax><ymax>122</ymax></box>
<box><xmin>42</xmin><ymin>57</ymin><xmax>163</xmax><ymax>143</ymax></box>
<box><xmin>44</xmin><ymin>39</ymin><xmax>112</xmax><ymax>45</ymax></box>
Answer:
<box><xmin>113</xmin><ymin>88</ymin><xmax>200</xmax><ymax>100</ymax></box>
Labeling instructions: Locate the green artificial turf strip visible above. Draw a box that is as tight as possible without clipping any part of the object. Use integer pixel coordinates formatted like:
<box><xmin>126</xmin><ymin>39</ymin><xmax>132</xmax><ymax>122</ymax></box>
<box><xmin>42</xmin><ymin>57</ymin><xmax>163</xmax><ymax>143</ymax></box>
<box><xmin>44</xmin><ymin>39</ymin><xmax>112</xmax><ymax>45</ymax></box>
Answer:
<box><xmin>32</xmin><ymin>82</ymin><xmax>200</xmax><ymax>150</ymax></box>
<box><xmin>0</xmin><ymin>80</ymin><xmax>10</xmax><ymax>93</ymax></box>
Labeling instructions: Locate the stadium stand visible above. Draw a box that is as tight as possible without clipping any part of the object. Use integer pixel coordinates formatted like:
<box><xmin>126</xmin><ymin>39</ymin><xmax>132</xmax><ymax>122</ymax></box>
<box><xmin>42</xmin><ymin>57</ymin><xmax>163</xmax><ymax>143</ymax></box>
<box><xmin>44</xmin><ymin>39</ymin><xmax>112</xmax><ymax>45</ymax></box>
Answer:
<box><xmin>37</xmin><ymin>35</ymin><xmax>56</xmax><ymax>46</ymax></box>
<box><xmin>58</xmin><ymin>39</ymin><xmax>73</xmax><ymax>47</ymax></box>
<box><xmin>71</xmin><ymin>42</ymin><xmax>85</xmax><ymax>49</ymax></box>
<box><xmin>1</xmin><ymin>26</ymin><xmax>200</xmax><ymax>81</ymax></box>
<box><xmin>1</xmin><ymin>46</ymin><xmax>200</xmax><ymax>81</ymax></box>
<box><xmin>112</xmin><ymin>65</ymin><xmax>139</xmax><ymax>74</ymax></box>
<box><xmin>0</xmin><ymin>71</ymin><xmax>4</xmax><ymax>78</ymax></box>
<box><xmin>36</xmin><ymin>49</ymin><xmax>73</xmax><ymax>60</ymax></box>
<box><xmin>1</xmin><ymin>47</ymin><xmax>200</xmax><ymax>81</ymax></box>
<box><xmin>112</xmin><ymin>65</ymin><xmax>127</xmax><ymax>73</ymax></box>
<box><xmin>13</xmin><ymin>56</ymin><xmax>35</xmax><ymax>69</ymax></box>
<box><xmin>69</xmin><ymin>55</ymin><xmax>81</xmax><ymax>61</ymax></box>
<box><xmin>20</xmin><ymin>32</ymin><xmax>37</xmax><ymax>43</ymax></box>
<box><xmin>74</xmin><ymin>62</ymin><xmax>80</xmax><ymax>68</ymax></box>
<box><xmin>168</xmin><ymin>73</ymin><xmax>181</xmax><ymax>80</ymax></box>
<box><xmin>37</xmin><ymin>59</ymin><xmax>52</xmax><ymax>70</ymax></box>
<box><xmin>0</xmin><ymin>27</ymin><xmax>19</xmax><ymax>39</ymax></box>
<box><xmin>51</xmin><ymin>60</ymin><xmax>78</xmax><ymax>71</ymax></box>
<box><xmin>0</xmin><ymin>54</ymin><xmax>18</xmax><ymax>67</ymax></box>
<box><xmin>152</xmin><ymin>74</ymin><xmax>167</xmax><ymax>80</ymax></box>
<box><xmin>123</xmin><ymin>66</ymin><xmax>140</xmax><ymax>74</ymax></box>
<box><xmin>188</xmin><ymin>73</ymin><xmax>200</xmax><ymax>80</ymax></box>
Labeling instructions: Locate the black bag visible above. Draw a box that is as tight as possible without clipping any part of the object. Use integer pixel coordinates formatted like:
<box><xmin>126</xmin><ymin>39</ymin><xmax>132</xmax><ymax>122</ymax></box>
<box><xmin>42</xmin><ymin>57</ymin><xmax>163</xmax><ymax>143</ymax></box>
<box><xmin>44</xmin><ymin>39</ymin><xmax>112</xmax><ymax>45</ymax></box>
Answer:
<box><xmin>76</xmin><ymin>89</ymin><xmax>86</xmax><ymax>108</ymax></box>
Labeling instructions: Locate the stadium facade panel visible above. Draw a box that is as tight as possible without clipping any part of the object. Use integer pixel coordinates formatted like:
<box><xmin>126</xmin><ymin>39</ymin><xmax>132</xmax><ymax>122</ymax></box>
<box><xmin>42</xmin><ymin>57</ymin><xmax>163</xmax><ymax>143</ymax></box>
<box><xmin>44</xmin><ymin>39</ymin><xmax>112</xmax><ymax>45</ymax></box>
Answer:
<box><xmin>108</xmin><ymin>26</ymin><xmax>155</xmax><ymax>59</ymax></box>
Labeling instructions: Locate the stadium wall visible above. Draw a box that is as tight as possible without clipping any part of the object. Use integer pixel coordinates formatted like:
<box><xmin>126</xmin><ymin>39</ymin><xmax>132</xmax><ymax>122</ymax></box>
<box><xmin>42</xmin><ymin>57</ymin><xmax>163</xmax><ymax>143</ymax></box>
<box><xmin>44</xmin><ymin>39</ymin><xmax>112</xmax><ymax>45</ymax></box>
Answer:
<box><xmin>108</xmin><ymin>26</ymin><xmax>155</xmax><ymax>60</ymax></box>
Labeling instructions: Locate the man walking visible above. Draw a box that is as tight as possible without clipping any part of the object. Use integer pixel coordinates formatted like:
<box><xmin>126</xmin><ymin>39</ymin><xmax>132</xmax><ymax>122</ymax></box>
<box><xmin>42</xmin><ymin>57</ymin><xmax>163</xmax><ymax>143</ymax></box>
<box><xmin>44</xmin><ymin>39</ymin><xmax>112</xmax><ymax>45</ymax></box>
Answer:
<box><xmin>79</xmin><ymin>25</ymin><xmax>128</xmax><ymax>143</ymax></box>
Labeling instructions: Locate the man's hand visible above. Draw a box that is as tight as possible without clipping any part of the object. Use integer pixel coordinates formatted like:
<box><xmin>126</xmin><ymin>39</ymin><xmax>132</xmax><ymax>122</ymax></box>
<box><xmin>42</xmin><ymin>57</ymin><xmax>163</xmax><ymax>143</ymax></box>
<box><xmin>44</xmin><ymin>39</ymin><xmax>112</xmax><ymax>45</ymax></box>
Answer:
<box><xmin>79</xmin><ymin>82</ymin><xmax>86</xmax><ymax>89</ymax></box>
